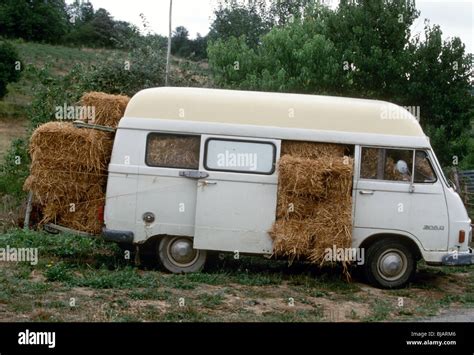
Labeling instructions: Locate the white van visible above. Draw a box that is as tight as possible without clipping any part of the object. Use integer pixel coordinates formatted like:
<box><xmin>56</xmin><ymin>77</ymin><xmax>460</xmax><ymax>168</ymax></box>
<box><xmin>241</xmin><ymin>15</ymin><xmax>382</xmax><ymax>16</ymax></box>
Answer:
<box><xmin>102</xmin><ymin>87</ymin><xmax>473</xmax><ymax>288</ymax></box>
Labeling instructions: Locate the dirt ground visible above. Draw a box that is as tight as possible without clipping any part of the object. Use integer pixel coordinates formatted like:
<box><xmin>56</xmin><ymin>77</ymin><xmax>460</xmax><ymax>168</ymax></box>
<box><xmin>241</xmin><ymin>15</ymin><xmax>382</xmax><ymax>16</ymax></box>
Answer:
<box><xmin>0</xmin><ymin>254</ymin><xmax>472</xmax><ymax>322</ymax></box>
<box><xmin>0</xmin><ymin>118</ymin><xmax>28</xmax><ymax>159</ymax></box>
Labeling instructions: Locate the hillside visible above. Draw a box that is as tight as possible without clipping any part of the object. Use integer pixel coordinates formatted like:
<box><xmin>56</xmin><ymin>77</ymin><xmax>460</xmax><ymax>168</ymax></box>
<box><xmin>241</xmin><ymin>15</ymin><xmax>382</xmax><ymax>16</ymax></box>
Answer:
<box><xmin>0</xmin><ymin>41</ymin><xmax>209</xmax><ymax>159</ymax></box>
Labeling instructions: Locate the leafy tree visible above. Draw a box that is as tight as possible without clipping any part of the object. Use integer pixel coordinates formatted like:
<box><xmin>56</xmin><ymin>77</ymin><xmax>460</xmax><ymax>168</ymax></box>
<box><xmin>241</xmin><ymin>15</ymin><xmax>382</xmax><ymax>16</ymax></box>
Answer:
<box><xmin>0</xmin><ymin>0</ymin><xmax>68</xmax><ymax>43</ymax></box>
<box><xmin>171</xmin><ymin>26</ymin><xmax>192</xmax><ymax>57</ymax></box>
<box><xmin>63</xmin><ymin>4</ymin><xmax>139</xmax><ymax>49</ymax></box>
<box><xmin>404</xmin><ymin>24</ymin><xmax>473</xmax><ymax>165</ymax></box>
<box><xmin>325</xmin><ymin>0</ymin><xmax>419</xmax><ymax>100</ymax></box>
<box><xmin>171</xmin><ymin>27</ymin><xmax>208</xmax><ymax>60</ymax></box>
<box><xmin>0</xmin><ymin>41</ymin><xmax>21</xmax><ymax>99</ymax></box>
<box><xmin>66</xmin><ymin>0</ymin><xmax>94</xmax><ymax>24</ymax></box>
<box><xmin>208</xmin><ymin>0</ymin><xmax>474</xmax><ymax>166</ymax></box>
<box><xmin>190</xmin><ymin>33</ymin><xmax>208</xmax><ymax>60</ymax></box>
<box><xmin>80</xmin><ymin>35</ymin><xmax>166</xmax><ymax>96</ymax></box>
<box><xmin>269</xmin><ymin>0</ymin><xmax>317</xmax><ymax>25</ymax></box>
<box><xmin>209</xmin><ymin>1</ymin><xmax>271</xmax><ymax>48</ymax></box>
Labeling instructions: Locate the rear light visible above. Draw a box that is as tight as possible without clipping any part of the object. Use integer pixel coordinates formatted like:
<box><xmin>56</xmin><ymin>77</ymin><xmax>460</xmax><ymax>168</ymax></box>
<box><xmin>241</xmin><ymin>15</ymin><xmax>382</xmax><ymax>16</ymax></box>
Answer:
<box><xmin>98</xmin><ymin>205</ymin><xmax>104</xmax><ymax>224</ymax></box>
<box><xmin>459</xmin><ymin>230</ymin><xmax>465</xmax><ymax>244</ymax></box>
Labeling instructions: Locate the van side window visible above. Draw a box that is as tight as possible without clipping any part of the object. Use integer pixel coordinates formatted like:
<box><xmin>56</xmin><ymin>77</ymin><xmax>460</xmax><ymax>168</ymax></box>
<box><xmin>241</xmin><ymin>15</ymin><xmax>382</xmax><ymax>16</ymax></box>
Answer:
<box><xmin>205</xmin><ymin>139</ymin><xmax>275</xmax><ymax>174</ymax></box>
<box><xmin>146</xmin><ymin>133</ymin><xmax>200</xmax><ymax>169</ymax></box>
<box><xmin>414</xmin><ymin>150</ymin><xmax>437</xmax><ymax>183</ymax></box>
<box><xmin>361</xmin><ymin>147</ymin><xmax>413</xmax><ymax>182</ymax></box>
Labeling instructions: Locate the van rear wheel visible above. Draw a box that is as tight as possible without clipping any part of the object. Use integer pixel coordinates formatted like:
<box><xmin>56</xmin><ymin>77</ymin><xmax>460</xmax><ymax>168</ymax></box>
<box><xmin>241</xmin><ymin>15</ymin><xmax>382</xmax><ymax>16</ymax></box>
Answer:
<box><xmin>364</xmin><ymin>239</ymin><xmax>416</xmax><ymax>289</ymax></box>
<box><xmin>157</xmin><ymin>236</ymin><xmax>206</xmax><ymax>273</ymax></box>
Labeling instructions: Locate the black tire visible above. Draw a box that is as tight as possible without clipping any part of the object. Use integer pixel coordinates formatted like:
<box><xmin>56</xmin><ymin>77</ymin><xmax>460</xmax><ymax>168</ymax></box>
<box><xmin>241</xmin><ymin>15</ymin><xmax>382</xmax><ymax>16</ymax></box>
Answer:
<box><xmin>157</xmin><ymin>236</ymin><xmax>207</xmax><ymax>273</ymax></box>
<box><xmin>364</xmin><ymin>239</ymin><xmax>416</xmax><ymax>289</ymax></box>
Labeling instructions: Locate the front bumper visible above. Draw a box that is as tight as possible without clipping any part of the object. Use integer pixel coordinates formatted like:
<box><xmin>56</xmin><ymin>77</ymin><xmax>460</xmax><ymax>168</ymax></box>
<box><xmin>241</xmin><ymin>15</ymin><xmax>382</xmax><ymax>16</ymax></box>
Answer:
<box><xmin>441</xmin><ymin>248</ymin><xmax>474</xmax><ymax>266</ymax></box>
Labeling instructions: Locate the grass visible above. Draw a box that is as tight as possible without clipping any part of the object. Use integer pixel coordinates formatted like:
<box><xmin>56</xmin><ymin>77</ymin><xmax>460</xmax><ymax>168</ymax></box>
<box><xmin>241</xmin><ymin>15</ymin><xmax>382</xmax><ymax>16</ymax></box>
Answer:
<box><xmin>1</xmin><ymin>41</ymin><xmax>119</xmax><ymax>120</ymax></box>
<box><xmin>363</xmin><ymin>299</ymin><xmax>392</xmax><ymax>321</ymax></box>
<box><xmin>0</xmin><ymin>228</ymin><xmax>473</xmax><ymax>322</ymax></box>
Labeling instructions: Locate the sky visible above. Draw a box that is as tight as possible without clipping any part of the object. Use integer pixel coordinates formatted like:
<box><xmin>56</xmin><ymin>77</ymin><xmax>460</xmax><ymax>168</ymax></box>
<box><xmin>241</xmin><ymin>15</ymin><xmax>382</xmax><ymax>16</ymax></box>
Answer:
<box><xmin>66</xmin><ymin>0</ymin><xmax>473</xmax><ymax>53</ymax></box>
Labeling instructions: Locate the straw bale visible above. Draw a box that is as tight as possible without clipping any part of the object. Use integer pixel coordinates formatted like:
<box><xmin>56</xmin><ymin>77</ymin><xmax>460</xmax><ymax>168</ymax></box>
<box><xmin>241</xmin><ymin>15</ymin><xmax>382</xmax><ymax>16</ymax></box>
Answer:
<box><xmin>80</xmin><ymin>92</ymin><xmax>130</xmax><ymax>128</ymax></box>
<box><xmin>415</xmin><ymin>157</ymin><xmax>435</xmax><ymax>182</ymax></box>
<box><xmin>281</xmin><ymin>141</ymin><xmax>346</xmax><ymax>159</ymax></box>
<box><xmin>146</xmin><ymin>135</ymin><xmax>200</xmax><ymax>169</ymax></box>
<box><xmin>360</xmin><ymin>148</ymin><xmax>379</xmax><ymax>179</ymax></box>
<box><xmin>29</xmin><ymin>122</ymin><xmax>113</xmax><ymax>172</ymax></box>
<box><xmin>277</xmin><ymin>155</ymin><xmax>353</xmax><ymax>198</ymax></box>
<box><xmin>270</xmin><ymin>200</ymin><xmax>352</xmax><ymax>263</ymax></box>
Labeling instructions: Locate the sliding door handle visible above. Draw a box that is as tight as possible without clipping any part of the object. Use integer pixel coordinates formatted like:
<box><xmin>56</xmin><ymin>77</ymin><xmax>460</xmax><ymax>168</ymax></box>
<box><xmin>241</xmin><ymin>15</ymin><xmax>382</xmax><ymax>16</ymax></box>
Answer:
<box><xmin>179</xmin><ymin>170</ymin><xmax>209</xmax><ymax>179</ymax></box>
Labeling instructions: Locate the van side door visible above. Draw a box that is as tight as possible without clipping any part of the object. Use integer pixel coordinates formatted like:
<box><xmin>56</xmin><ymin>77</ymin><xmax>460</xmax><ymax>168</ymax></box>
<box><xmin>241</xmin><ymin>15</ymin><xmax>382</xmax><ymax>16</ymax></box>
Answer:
<box><xmin>193</xmin><ymin>135</ymin><xmax>280</xmax><ymax>254</ymax></box>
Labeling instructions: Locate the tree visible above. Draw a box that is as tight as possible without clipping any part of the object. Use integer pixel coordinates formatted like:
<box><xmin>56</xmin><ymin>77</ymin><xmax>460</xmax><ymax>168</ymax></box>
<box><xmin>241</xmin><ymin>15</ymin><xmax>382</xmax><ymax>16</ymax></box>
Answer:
<box><xmin>0</xmin><ymin>0</ymin><xmax>68</xmax><ymax>43</ymax></box>
<box><xmin>0</xmin><ymin>41</ymin><xmax>21</xmax><ymax>99</ymax></box>
<box><xmin>63</xmin><ymin>4</ymin><xmax>139</xmax><ymax>49</ymax></box>
<box><xmin>269</xmin><ymin>0</ymin><xmax>316</xmax><ymax>25</ymax></box>
<box><xmin>325</xmin><ymin>0</ymin><xmax>419</xmax><ymax>100</ymax></box>
<box><xmin>209</xmin><ymin>1</ymin><xmax>271</xmax><ymax>48</ymax></box>
<box><xmin>171</xmin><ymin>26</ymin><xmax>191</xmax><ymax>57</ymax></box>
<box><xmin>208</xmin><ymin>0</ymin><xmax>474</xmax><ymax>166</ymax></box>
<box><xmin>190</xmin><ymin>34</ymin><xmax>208</xmax><ymax>60</ymax></box>
<box><xmin>404</xmin><ymin>24</ymin><xmax>473</xmax><ymax>165</ymax></box>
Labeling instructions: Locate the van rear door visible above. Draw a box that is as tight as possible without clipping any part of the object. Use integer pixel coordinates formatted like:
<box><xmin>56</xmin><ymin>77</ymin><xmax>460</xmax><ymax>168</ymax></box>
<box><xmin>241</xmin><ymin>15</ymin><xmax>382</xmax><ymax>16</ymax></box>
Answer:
<box><xmin>193</xmin><ymin>135</ymin><xmax>280</xmax><ymax>254</ymax></box>
<box><xmin>135</xmin><ymin>133</ymin><xmax>202</xmax><ymax>242</ymax></box>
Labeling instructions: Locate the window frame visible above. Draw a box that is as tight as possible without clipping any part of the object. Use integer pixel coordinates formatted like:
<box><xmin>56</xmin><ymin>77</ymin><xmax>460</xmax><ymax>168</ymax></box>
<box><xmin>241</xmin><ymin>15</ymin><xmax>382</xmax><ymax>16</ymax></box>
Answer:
<box><xmin>359</xmin><ymin>146</ymin><xmax>414</xmax><ymax>184</ymax></box>
<box><xmin>413</xmin><ymin>150</ymin><xmax>438</xmax><ymax>184</ymax></box>
<box><xmin>204</xmin><ymin>137</ymin><xmax>277</xmax><ymax>175</ymax></box>
<box><xmin>145</xmin><ymin>132</ymin><xmax>201</xmax><ymax>170</ymax></box>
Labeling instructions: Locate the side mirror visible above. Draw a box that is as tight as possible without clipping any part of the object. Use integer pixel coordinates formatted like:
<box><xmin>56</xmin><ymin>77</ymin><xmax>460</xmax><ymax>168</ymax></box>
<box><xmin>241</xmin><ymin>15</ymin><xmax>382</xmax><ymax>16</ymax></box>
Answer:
<box><xmin>448</xmin><ymin>179</ymin><xmax>457</xmax><ymax>191</ymax></box>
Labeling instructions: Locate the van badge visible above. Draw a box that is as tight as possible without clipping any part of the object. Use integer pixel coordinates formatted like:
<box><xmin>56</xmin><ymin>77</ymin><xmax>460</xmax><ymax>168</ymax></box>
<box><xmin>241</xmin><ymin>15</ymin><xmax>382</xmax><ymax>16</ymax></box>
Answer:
<box><xmin>423</xmin><ymin>225</ymin><xmax>444</xmax><ymax>231</ymax></box>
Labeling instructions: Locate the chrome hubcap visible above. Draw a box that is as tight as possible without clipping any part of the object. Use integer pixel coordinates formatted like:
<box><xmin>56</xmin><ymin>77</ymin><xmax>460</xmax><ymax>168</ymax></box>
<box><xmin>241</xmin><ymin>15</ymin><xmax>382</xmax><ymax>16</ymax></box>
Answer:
<box><xmin>167</xmin><ymin>237</ymin><xmax>199</xmax><ymax>267</ymax></box>
<box><xmin>377</xmin><ymin>249</ymin><xmax>407</xmax><ymax>281</ymax></box>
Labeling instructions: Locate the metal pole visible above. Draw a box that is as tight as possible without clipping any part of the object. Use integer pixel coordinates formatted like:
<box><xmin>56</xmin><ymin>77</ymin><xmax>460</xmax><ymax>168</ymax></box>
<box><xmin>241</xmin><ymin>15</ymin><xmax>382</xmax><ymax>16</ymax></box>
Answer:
<box><xmin>165</xmin><ymin>0</ymin><xmax>173</xmax><ymax>86</ymax></box>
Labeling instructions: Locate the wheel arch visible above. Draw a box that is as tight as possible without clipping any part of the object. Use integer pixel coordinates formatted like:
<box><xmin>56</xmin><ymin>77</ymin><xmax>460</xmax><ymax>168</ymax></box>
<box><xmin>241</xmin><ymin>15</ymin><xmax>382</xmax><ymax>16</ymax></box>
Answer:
<box><xmin>359</xmin><ymin>233</ymin><xmax>423</xmax><ymax>261</ymax></box>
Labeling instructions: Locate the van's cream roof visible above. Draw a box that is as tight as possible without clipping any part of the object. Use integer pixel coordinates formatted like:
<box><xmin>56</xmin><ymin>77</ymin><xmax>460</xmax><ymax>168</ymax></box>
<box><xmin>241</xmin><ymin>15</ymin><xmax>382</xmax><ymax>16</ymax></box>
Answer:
<box><xmin>124</xmin><ymin>87</ymin><xmax>425</xmax><ymax>137</ymax></box>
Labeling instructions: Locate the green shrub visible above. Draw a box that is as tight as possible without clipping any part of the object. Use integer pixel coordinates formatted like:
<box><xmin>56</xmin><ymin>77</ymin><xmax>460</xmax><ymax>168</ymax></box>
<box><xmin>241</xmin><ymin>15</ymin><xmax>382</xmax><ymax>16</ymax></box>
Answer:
<box><xmin>0</xmin><ymin>40</ymin><xmax>21</xmax><ymax>98</ymax></box>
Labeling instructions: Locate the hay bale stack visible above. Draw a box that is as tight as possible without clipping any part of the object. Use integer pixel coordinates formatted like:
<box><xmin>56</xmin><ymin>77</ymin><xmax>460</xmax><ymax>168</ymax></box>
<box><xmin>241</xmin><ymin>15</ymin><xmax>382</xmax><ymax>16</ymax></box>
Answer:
<box><xmin>24</xmin><ymin>122</ymin><xmax>114</xmax><ymax>234</ymax></box>
<box><xmin>270</xmin><ymin>141</ymin><xmax>353</xmax><ymax>267</ymax></box>
<box><xmin>80</xmin><ymin>92</ymin><xmax>130</xmax><ymax>127</ymax></box>
<box><xmin>24</xmin><ymin>91</ymin><xmax>129</xmax><ymax>234</ymax></box>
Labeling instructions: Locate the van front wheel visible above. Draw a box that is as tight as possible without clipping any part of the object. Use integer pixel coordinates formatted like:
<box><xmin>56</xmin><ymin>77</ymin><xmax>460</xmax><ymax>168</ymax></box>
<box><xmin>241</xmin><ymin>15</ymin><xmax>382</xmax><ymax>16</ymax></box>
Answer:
<box><xmin>157</xmin><ymin>236</ymin><xmax>207</xmax><ymax>273</ymax></box>
<box><xmin>364</xmin><ymin>239</ymin><xmax>416</xmax><ymax>289</ymax></box>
